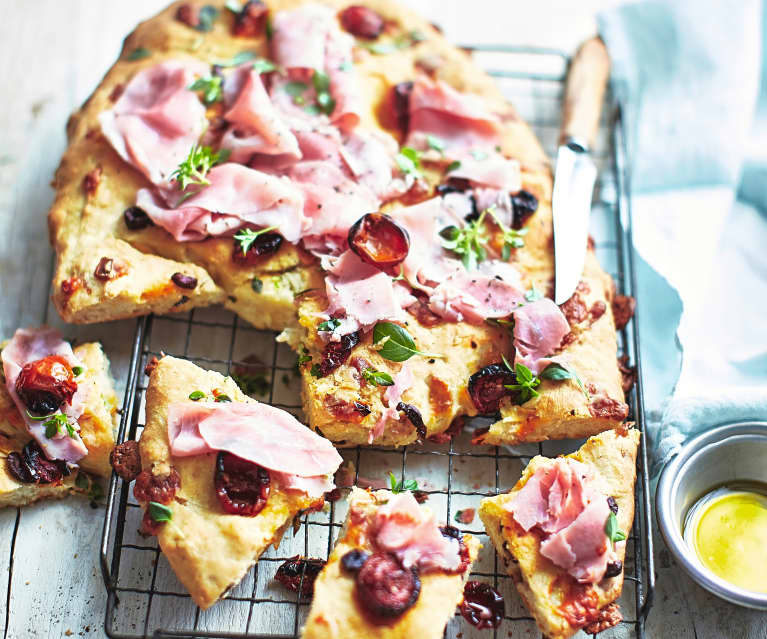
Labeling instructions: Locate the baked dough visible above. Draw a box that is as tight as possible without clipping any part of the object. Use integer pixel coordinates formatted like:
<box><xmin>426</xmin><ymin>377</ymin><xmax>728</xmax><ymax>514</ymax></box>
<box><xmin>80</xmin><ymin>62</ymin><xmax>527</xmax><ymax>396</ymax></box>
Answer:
<box><xmin>302</xmin><ymin>487</ymin><xmax>480</xmax><ymax>639</ymax></box>
<box><xmin>48</xmin><ymin>0</ymin><xmax>627</xmax><ymax>446</ymax></box>
<box><xmin>0</xmin><ymin>340</ymin><xmax>119</xmax><ymax>507</ymax></box>
<box><xmin>478</xmin><ymin>427</ymin><xmax>640</xmax><ymax>639</ymax></box>
<box><xmin>138</xmin><ymin>355</ymin><xmax>324</xmax><ymax>609</ymax></box>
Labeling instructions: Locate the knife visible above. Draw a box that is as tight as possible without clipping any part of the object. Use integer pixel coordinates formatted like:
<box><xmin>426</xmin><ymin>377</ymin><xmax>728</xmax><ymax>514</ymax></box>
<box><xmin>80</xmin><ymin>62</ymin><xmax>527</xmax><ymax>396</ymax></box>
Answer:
<box><xmin>552</xmin><ymin>37</ymin><xmax>610</xmax><ymax>305</ymax></box>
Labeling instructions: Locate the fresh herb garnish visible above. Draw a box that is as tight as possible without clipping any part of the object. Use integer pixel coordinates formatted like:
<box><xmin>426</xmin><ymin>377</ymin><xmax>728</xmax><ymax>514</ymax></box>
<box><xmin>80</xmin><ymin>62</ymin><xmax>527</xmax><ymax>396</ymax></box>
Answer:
<box><xmin>72</xmin><ymin>366</ymin><xmax>83</xmax><ymax>377</ymax></box>
<box><xmin>148</xmin><ymin>501</ymin><xmax>173</xmax><ymax>523</ymax></box>
<box><xmin>126</xmin><ymin>47</ymin><xmax>151</xmax><ymax>61</ymax></box>
<box><xmin>486</xmin><ymin>207</ymin><xmax>527</xmax><ymax>259</ymax></box>
<box><xmin>75</xmin><ymin>472</ymin><xmax>104</xmax><ymax>504</ymax></box>
<box><xmin>364</xmin><ymin>30</ymin><xmax>425</xmax><ymax>55</ymax></box>
<box><xmin>195</xmin><ymin>5</ymin><xmax>220</xmax><ymax>32</ymax></box>
<box><xmin>362</xmin><ymin>368</ymin><xmax>394</xmax><ymax>387</ymax></box>
<box><xmin>252</xmin><ymin>58</ymin><xmax>276</xmax><ymax>74</ymax></box>
<box><xmin>470</xmin><ymin>149</ymin><xmax>488</xmax><ymax>161</ymax></box>
<box><xmin>232</xmin><ymin>373</ymin><xmax>269</xmax><ymax>397</ymax></box>
<box><xmin>503</xmin><ymin>358</ymin><xmax>541</xmax><ymax>404</ymax></box>
<box><xmin>309</xmin><ymin>363</ymin><xmax>322</xmax><ymax>378</ymax></box>
<box><xmin>445</xmin><ymin>160</ymin><xmax>461</xmax><ymax>173</ymax></box>
<box><xmin>312</xmin><ymin>70</ymin><xmax>336</xmax><ymax>115</ymax></box>
<box><xmin>171</xmin><ymin>145</ymin><xmax>230</xmax><ymax>192</ymax></box>
<box><xmin>317</xmin><ymin>318</ymin><xmax>341</xmax><ymax>332</ymax></box>
<box><xmin>214</xmin><ymin>393</ymin><xmax>232</xmax><ymax>403</ymax></box>
<box><xmin>439</xmin><ymin>208</ymin><xmax>489</xmax><ymax>271</ymax></box>
<box><xmin>189</xmin><ymin>75</ymin><xmax>223</xmax><ymax>104</ymax></box>
<box><xmin>216</xmin><ymin>50</ymin><xmax>258</xmax><ymax>67</ymax></box>
<box><xmin>42</xmin><ymin>413</ymin><xmax>75</xmax><ymax>439</ymax></box>
<box><xmin>284</xmin><ymin>81</ymin><xmax>308</xmax><ymax>102</ymax></box>
<box><xmin>524</xmin><ymin>284</ymin><xmax>543</xmax><ymax>302</ymax></box>
<box><xmin>391</xmin><ymin>266</ymin><xmax>406</xmax><ymax>282</ymax></box>
<box><xmin>233</xmin><ymin>226</ymin><xmax>277</xmax><ymax>256</ymax></box>
<box><xmin>26</xmin><ymin>410</ymin><xmax>50</xmax><ymax>421</ymax></box>
<box><xmin>426</xmin><ymin>134</ymin><xmax>445</xmax><ymax>154</ymax></box>
<box><xmin>373</xmin><ymin>321</ymin><xmax>443</xmax><ymax>362</ymax></box>
<box><xmin>225</xmin><ymin>0</ymin><xmax>243</xmax><ymax>12</ymax></box>
<box><xmin>297</xmin><ymin>351</ymin><xmax>312</xmax><ymax>367</ymax></box>
<box><xmin>605</xmin><ymin>512</ymin><xmax>626</xmax><ymax>546</ymax></box>
<box><xmin>540</xmin><ymin>362</ymin><xmax>590</xmax><ymax>400</ymax></box>
<box><xmin>188</xmin><ymin>390</ymin><xmax>206</xmax><ymax>401</ymax></box>
<box><xmin>388</xmin><ymin>471</ymin><xmax>418</xmax><ymax>493</ymax></box>
<box><xmin>395</xmin><ymin>147</ymin><xmax>422</xmax><ymax>180</ymax></box>
<box><xmin>251</xmin><ymin>277</ymin><xmax>263</xmax><ymax>293</ymax></box>
<box><xmin>265</xmin><ymin>15</ymin><xmax>273</xmax><ymax>40</ymax></box>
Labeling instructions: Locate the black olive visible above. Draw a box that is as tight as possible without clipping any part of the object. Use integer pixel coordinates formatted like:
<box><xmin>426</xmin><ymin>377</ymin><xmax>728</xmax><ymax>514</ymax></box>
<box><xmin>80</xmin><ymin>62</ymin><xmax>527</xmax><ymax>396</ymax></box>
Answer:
<box><xmin>123</xmin><ymin>206</ymin><xmax>153</xmax><ymax>230</ymax></box>
<box><xmin>604</xmin><ymin>560</ymin><xmax>623</xmax><ymax>578</ymax></box>
<box><xmin>511</xmin><ymin>189</ymin><xmax>538</xmax><ymax>229</ymax></box>
<box><xmin>396</xmin><ymin>402</ymin><xmax>426</xmax><ymax>441</ymax></box>
<box><xmin>607</xmin><ymin>496</ymin><xmax>619</xmax><ymax>514</ymax></box>
<box><xmin>171</xmin><ymin>273</ymin><xmax>198</xmax><ymax>290</ymax></box>
<box><xmin>468</xmin><ymin>363</ymin><xmax>517</xmax><ymax>415</ymax></box>
<box><xmin>341</xmin><ymin>549</ymin><xmax>369</xmax><ymax>573</ymax></box>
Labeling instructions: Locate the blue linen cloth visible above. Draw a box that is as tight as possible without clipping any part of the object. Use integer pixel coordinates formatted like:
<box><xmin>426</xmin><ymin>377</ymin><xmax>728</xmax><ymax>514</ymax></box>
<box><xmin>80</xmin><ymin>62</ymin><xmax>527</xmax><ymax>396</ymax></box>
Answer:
<box><xmin>597</xmin><ymin>0</ymin><xmax>767</xmax><ymax>475</ymax></box>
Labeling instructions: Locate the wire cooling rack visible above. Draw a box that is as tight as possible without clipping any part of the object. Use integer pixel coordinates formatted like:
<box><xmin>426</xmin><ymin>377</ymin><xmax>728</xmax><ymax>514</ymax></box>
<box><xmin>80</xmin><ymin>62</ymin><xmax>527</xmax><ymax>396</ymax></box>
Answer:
<box><xmin>100</xmin><ymin>45</ymin><xmax>655</xmax><ymax>639</ymax></box>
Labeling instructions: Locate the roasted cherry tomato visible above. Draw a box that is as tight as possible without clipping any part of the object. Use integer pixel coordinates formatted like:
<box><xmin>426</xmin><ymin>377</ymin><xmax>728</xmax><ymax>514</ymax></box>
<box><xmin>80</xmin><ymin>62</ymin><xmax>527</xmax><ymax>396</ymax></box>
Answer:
<box><xmin>348</xmin><ymin>213</ymin><xmax>410</xmax><ymax>270</ymax></box>
<box><xmin>214</xmin><ymin>452</ymin><xmax>270</xmax><ymax>516</ymax></box>
<box><xmin>355</xmin><ymin>552</ymin><xmax>421</xmax><ymax>619</ymax></box>
<box><xmin>15</xmin><ymin>355</ymin><xmax>77</xmax><ymax>416</ymax></box>
<box><xmin>467</xmin><ymin>363</ymin><xmax>516</xmax><ymax>415</ymax></box>
<box><xmin>339</xmin><ymin>5</ymin><xmax>385</xmax><ymax>39</ymax></box>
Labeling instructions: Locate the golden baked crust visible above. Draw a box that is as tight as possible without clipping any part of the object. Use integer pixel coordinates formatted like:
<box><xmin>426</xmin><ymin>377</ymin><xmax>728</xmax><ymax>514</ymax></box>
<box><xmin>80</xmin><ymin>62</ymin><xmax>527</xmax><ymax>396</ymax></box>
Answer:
<box><xmin>302</xmin><ymin>487</ymin><xmax>480</xmax><ymax>639</ymax></box>
<box><xmin>0</xmin><ymin>340</ymin><xmax>119</xmax><ymax>507</ymax></box>
<box><xmin>139</xmin><ymin>355</ymin><xmax>322</xmax><ymax>609</ymax></box>
<box><xmin>478</xmin><ymin>427</ymin><xmax>640</xmax><ymax>639</ymax></box>
<box><xmin>48</xmin><ymin>0</ymin><xmax>626</xmax><ymax>446</ymax></box>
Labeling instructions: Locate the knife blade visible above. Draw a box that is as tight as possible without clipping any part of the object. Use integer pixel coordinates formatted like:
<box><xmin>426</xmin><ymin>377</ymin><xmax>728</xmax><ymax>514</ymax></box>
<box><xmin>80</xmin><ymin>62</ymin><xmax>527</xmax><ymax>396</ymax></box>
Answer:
<box><xmin>553</xmin><ymin>37</ymin><xmax>610</xmax><ymax>305</ymax></box>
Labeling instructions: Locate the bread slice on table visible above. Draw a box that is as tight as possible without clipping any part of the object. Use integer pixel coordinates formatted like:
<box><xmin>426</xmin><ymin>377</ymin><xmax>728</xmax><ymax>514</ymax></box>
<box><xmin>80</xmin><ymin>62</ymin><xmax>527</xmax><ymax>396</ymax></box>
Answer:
<box><xmin>302</xmin><ymin>486</ymin><xmax>480</xmax><ymax>639</ymax></box>
<box><xmin>478</xmin><ymin>427</ymin><xmax>640</xmax><ymax>639</ymax></box>
<box><xmin>137</xmin><ymin>355</ymin><xmax>341</xmax><ymax>609</ymax></box>
<box><xmin>0</xmin><ymin>332</ymin><xmax>119</xmax><ymax>508</ymax></box>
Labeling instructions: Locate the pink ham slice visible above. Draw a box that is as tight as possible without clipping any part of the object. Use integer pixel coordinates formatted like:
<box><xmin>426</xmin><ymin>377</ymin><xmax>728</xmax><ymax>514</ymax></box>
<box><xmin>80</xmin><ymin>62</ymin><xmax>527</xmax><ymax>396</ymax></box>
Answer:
<box><xmin>447</xmin><ymin>152</ymin><xmax>522</xmax><ymax>192</ymax></box>
<box><xmin>507</xmin><ymin>458</ymin><xmax>616</xmax><ymax>584</ymax></box>
<box><xmin>513</xmin><ymin>299</ymin><xmax>570</xmax><ymax>374</ymax></box>
<box><xmin>167</xmin><ymin>401</ymin><xmax>342</xmax><ymax>495</ymax></box>
<box><xmin>325</xmin><ymin>251</ymin><xmax>404</xmax><ymax>329</ymax></box>
<box><xmin>271</xmin><ymin>4</ymin><xmax>362</xmax><ymax>130</ymax></box>
<box><xmin>136</xmin><ymin>163</ymin><xmax>307</xmax><ymax>242</ymax></box>
<box><xmin>220</xmin><ymin>66</ymin><xmax>301</xmax><ymax>163</ymax></box>
<box><xmin>1</xmin><ymin>327</ymin><xmax>88</xmax><ymax>463</ymax></box>
<box><xmin>405</xmin><ymin>78</ymin><xmax>502</xmax><ymax>153</ymax></box>
<box><xmin>369</xmin><ymin>363</ymin><xmax>414</xmax><ymax>442</ymax></box>
<box><xmin>428</xmin><ymin>272</ymin><xmax>525</xmax><ymax>324</ymax></box>
<box><xmin>373</xmin><ymin>492</ymin><xmax>462</xmax><ymax>572</ymax></box>
<box><xmin>99</xmin><ymin>61</ymin><xmax>208</xmax><ymax>184</ymax></box>
<box><xmin>288</xmin><ymin>161</ymin><xmax>378</xmax><ymax>241</ymax></box>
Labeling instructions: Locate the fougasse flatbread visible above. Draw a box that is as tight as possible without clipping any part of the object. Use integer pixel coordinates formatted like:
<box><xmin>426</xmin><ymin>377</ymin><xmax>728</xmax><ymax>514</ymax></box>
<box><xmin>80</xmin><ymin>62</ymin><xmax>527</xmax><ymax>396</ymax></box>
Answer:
<box><xmin>47</xmin><ymin>0</ymin><xmax>633</xmax><ymax>448</ymax></box>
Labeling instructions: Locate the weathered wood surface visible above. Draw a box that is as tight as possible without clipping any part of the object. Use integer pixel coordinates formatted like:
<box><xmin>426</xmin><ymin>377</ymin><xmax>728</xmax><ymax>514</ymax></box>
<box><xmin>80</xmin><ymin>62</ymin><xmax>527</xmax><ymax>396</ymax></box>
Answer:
<box><xmin>0</xmin><ymin>1</ymin><xmax>763</xmax><ymax>638</ymax></box>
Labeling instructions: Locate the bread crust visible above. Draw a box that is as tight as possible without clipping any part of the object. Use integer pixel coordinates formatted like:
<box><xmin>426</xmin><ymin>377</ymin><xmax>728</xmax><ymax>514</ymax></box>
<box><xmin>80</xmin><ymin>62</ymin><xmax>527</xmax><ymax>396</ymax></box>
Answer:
<box><xmin>478</xmin><ymin>427</ymin><xmax>640</xmax><ymax>639</ymax></box>
<box><xmin>302</xmin><ymin>487</ymin><xmax>480</xmax><ymax>639</ymax></box>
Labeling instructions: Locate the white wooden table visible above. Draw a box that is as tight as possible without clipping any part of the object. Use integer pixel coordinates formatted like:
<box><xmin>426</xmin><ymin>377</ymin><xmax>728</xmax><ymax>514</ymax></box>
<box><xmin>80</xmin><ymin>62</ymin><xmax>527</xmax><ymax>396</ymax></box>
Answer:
<box><xmin>0</xmin><ymin>1</ymin><xmax>764</xmax><ymax>637</ymax></box>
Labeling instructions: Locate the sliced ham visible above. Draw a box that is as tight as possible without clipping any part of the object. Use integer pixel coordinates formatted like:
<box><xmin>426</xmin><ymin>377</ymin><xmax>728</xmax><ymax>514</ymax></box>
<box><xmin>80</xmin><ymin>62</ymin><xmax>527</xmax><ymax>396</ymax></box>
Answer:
<box><xmin>99</xmin><ymin>61</ymin><xmax>208</xmax><ymax>184</ymax></box>
<box><xmin>369</xmin><ymin>364</ymin><xmax>414</xmax><ymax>442</ymax></box>
<box><xmin>288</xmin><ymin>161</ymin><xmax>378</xmax><ymax>240</ymax></box>
<box><xmin>513</xmin><ymin>299</ymin><xmax>570</xmax><ymax>374</ymax></box>
<box><xmin>447</xmin><ymin>152</ymin><xmax>522</xmax><ymax>192</ymax></box>
<box><xmin>324</xmin><ymin>27</ymin><xmax>362</xmax><ymax>130</ymax></box>
<box><xmin>1</xmin><ymin>327</ymin><xmax>88</xmax><ymax>463</ymax></box>
<box><xmin>373</xmin><ymin>492</ymin><xmax>462</xmax><ymax>572</ymax></box>
<box><xmin>405</xmin><ymin>78</ymin><xmax>502</xmax><ymax>153</ymax></box>
<box><xmin>325</xmin><ymin>251</ymin><xmax>404</xmax><ymax>328</ymax></box>
<box><xmin>340</xmin><ymin>130</ymin><xmax>409</xmax><ymax>201</ymax></box>
<box><xmin>220</xmin><ymin>66</ymin><xmax>300</xmax><ymax>163</ymax></box>
<box><xmin>167</xmin><ymin>401</ymin><xmax>342</xmax><ymax>496</ymax></box>
<box><xmin>428</xmin><ymin>272</ymin><xmax>525</xmax><ymax>324</ymax></box>
<box><xmin>506</xmin><ymin>458</ymin><xmax>616</xmax><ymax>584</ymax></box>
<box><xmin>136</xmin><ymin>163</ymin><xmax>307</xmax><ymax>242</ymax></box>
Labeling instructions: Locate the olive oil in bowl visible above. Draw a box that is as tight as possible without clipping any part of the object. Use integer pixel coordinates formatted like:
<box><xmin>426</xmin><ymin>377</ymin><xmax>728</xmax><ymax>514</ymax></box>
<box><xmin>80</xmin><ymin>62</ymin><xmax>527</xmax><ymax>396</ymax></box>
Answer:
<box><xmin>683</xmin><ymin>483</ymin><xmax>767</xmax><ymax>594</ymax></box>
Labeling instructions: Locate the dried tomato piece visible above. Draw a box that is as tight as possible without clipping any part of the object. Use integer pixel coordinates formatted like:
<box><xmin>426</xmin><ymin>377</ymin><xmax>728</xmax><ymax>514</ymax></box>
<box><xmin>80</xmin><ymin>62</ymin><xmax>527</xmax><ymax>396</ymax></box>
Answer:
<box><xmin>396</xmin><ymin>402</ymin><xmax>426</xmax><ymax>441</ymax></box>
<box><xmin>315</xmin><ymin>332</ymin><xmax>360</xmax><ymax>378</ymax></box>
<box><xmin>214</xmin><ymin>452</ymin><xmax>270</xmax><ymax>516</ymax></box>
<box><xmin>231</xmin><ymin>232</ymin><xmax>283</xmax><ymax>265</ymax></box>
<box><xmin>324</xmin><ymin>395</ymin><xmax>369</xmax><ymax>423</ymax></box>
<box><xmin>348</xmin><ymin>213</ymin><xmax>410</xmax><ymax>270</ymax></box>
<box><xmin>232</xmin><ymin>0</ymin><xmax>268</xmax><ymax>37</ymax></box>
<box><xmin>588</xmin><ymin>396</ymin><xmax>629</xmax><ymax>421</ymax></box>
<box><xmin>355</xmin><ymin>553</ymin><xmax>420</xmax><ymax>619</ymax></box>
<box><xmin>133</xmin><ymin>468</ymin><xmax>181</xmax><ymax>504</ymax></box>
<box><xmin>406</xmin><ymin>289</ymin><xmax>443</xmax><ymax>328</ymax></box>
<box><xmin>467</xmin><ymin>363</ymin><xmax>516</xmax><ymax>415</ymax></box>
<box><xmin>110</xmin><ymin>441</ymin><xmax>142</xmax><ymax>481</ymax></box>
<box><xmin>391</xmin><ymin>81</ymin><xmax>413</xmax><ymax>134</ymax></box>
<box><xmin>274</xmin><ymin>556</ymin><xmax>325</xmax><ymax>597</ymax></box>
<box><xmin>339</xmin><ymin>5</ymin><xmax>384</xmax><ymax>39</ymax></box>
<box><xmin>15</xmin><ymin>355</ymin><xmax>77</xmax><ymax>416</ymax></box>
<box><xmin>511</xmin><ymin>189</ymin><xmax>539</xmax><ymax>229</ymax></box>
<box><xmin>7</xmin><ymin>441</ymin><xmax>67</xmax><ymax>485</ymax></box>
<box><xmin>341</xmin><ymin>549</ymin><xmax>369</xmax><ymax>573</ymax></box>
<box><xmin>459</xmin><ymin>581</ymin><xmax>505</xmax><ymax>629</ymax></box>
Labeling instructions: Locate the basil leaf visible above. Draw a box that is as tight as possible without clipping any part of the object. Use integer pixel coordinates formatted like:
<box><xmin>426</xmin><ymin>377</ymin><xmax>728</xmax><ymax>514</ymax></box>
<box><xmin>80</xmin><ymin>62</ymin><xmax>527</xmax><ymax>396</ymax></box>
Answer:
<box><xmin>188</xmin><ymin>390</ymin><xmax>206</xmax><ymax>401</ymax></box>
<box><xmin>214</xmin><ymin>393</ymin><xmax>232</xmax><ymax>403</ymax></box>
<box><xmin>252</xmin><ymin>58</ymin><xmax>276</xmax><ymax>74</ymax></box>
<box><xmin>284</xmin><ymin>81</ymin><xmax>308</xmax><ymax>98</ymax></box>
<box><xmin>445</xmin><ymin>160</ymin><xmax>461</xmax><ymax>172</ymax></box>
<box><xmin>605</xmin><ymin>512</ymin><xmax>626</xmax><ymax>545</ymax></box>
<box><xmin>196</xmin><ymin>5</ymin><xmax>219</xmax><ymax>32</ymax></box>
<box><xmin>148</xmin><ymin>501</ymin><xmax>173</xmax><ymax>523</ymax></box>
<box><xmin>312</xmin><ymin>70</ymin><xmax>331</xmax><ymax>94</ymax></box>
<box><xmin>317</xmin><ymin>318</ymin><xmax>341</xmax><ymax>332</ymax></box>
<box><xmin>310</xmin><ymin>363</ymin><xmax>321</xmax><ymax>378</ymax></box>
<box><xmin>540</xmin><ymin>362</ymin><xmax>590</xmax><ymax>400</ymax></box>
<box><xmin>45</xmin><ymin>420</ymin><xmax>59</xmax><ymax>439</ymax></box>
<box><xmin>126</xmin><ymin>47</ymin><xmax>151</xmax><ymax>61</ymax></box>
<box><xmin>362</xmin><ymin>369</ymin><xmax>394</xmax><ymax>387</ymax></box>
<box><xmin>388</xmin><ymin>472</ymin><xmax>418</xmax><ymax>493</ymax></box>
<box><xmin>218</xmin><ymin>51</ymin><xmax>258</xmax><ymax>67</ymax></box>
<box><xmin>525</xmin><ymin>284</ymin><xmax>543</xmax><ymax>302</ymax></box>
<box><xmin>72</xmin><ymin>366</ymin><xmax>83</xmax><ymax>377</ymax></box>
<box><xmin>426</xmin><ymin>134</ymin><xmax>445</xmax><ymax>153</ymax></box>
<box><xmin>373</xmin><ymin>322</ymin><xmax>442</xmax><ymax>362</ymax></box>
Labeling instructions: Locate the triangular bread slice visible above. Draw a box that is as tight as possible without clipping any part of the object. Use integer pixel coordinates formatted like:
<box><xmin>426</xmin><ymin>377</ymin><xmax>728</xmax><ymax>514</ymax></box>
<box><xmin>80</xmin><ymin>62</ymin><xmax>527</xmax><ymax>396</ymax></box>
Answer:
<box><xmin>138</xmin><ymin>355</ymin><xmax>327</xmax><ymax>609</ymax></box>
<box><xmin>478</xmin><ymin>426</ymin><xmax>640</xmax><ymax>639</ymax></box>
<box><xmin>0</xmin><ymin>339</ymin><xmax>119</xmax><ymax>507</ymax></box>
<box><xmin>303</xmin><ymin>487</ymin><xmax>480</xmax><ymax>639</ymax></box>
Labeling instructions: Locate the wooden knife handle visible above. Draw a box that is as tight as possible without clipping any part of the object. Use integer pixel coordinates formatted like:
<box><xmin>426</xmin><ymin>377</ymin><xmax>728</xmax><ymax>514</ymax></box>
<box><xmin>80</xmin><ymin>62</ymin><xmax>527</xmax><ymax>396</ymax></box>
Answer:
<box><xmin>560</xmin><ymin>37</ymin><xmax>610</xmax><ymax>149</ymax></box>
